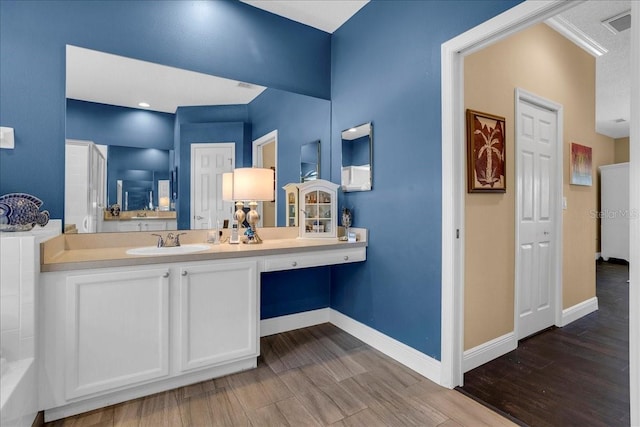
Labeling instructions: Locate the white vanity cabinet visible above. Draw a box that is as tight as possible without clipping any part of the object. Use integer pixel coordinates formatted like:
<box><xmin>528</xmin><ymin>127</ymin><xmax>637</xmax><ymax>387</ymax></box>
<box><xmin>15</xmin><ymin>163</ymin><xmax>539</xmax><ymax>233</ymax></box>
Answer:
<box><xmin>177</xmin><ymin>261</ymin><xmax>258</xmax><ymax>372</ymax></box>
<box><xmin>103</xmin><ymin>219</ymin><xmax>177</xmax><ymax>232</ymax></box>
<box><xmin>298</xmin><ymin>179</ymin><xmax>339</xmax><ymax>238</ymax></box>
<box><xmin>40</xmin><ymin>260</ymin><xmax>259</xmax><ymax>420</ymax></box>
<box><xmin>64</xmin><ymin>268</ymin><xmax>170</xmax><ymax>399</ymax></box>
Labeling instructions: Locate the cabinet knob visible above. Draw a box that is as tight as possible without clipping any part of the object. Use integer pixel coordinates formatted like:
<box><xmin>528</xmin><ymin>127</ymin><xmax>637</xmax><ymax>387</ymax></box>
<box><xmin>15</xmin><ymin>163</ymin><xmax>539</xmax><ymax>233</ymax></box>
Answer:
<box><xmin>181</xmin><ymin>271</ymin><xmax>188</xmax><ymax>276</ymax></box>
<box><xmin>291</xmin><ymin>261</ymin><xmax>297</xmax><ymax>267</ymax></box>
<box><xmin>343</xmin><ymin>256</ymin><xmax>349</xmax><ymax>261</ymax></box>
<box><xmin>162</xmin><ymin>272</ymin><xmax>170</xmax><ymax>278</ymax></box>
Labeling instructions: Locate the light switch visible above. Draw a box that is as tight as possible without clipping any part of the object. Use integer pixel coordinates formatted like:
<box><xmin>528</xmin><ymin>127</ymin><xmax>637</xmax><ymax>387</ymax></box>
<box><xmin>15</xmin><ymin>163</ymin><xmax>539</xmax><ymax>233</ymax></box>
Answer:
<box><xmin>562</xmin><ymin>197</ymin><xmax>567</xmax><ymax>210</ymax></box>
<box><xmin>0</xmin><ymin>127</ymin><xmax>15</xmax><ymax>149</ymax></box>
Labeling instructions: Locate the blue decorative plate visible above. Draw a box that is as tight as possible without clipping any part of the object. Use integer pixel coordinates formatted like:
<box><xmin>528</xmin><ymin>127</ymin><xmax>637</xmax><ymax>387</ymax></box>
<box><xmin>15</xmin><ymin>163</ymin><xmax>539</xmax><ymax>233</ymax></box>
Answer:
<box><xmin>0</xmin><ymin>193</ymin><xmax>50</xmax><ymax>232</ymax></box>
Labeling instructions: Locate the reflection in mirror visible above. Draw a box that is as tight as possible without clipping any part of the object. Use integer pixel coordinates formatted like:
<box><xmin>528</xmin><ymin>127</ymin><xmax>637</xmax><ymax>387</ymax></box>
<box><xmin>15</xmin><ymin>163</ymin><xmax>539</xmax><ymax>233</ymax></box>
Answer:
<box><xmin>107</xmin><ymin>146</ymin><xmax>170</xmax><ymax>210</ymax></box>
<box><xmin>301</xmin><ymin>140</ymin><xmax>320</xmax><ymax>182</ymax></box>
<box><xmin>65</xmin><ymin>45</ymin><xmax>331</xmax><ymax>232</ymax></box>
<box><xmin>341</xmin><ymin>122</ymin><xmax>373</xmax><ymax>192</ymax></box>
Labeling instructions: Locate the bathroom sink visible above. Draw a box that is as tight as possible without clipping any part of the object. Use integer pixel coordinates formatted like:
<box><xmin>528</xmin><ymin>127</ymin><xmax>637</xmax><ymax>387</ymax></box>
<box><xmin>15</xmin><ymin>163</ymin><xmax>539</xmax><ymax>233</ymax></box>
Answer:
<box><xmin>126</xmin><ymin>244</ymin><xmax>211</xmax><ymax>256</ymax></box>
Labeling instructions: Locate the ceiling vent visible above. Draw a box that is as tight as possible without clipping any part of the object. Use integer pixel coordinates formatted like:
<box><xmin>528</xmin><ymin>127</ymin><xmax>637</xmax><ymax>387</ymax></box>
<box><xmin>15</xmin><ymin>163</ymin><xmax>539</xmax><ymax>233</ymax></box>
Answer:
<box><xmin>237</xmin><ymin>82</ymin><xmax>254</xmax><ymax>89</ymax></box>
<box><xmin>602</xmin><ymin>11</ymin><xmax>631</xmax><ymax>34</ymax></box>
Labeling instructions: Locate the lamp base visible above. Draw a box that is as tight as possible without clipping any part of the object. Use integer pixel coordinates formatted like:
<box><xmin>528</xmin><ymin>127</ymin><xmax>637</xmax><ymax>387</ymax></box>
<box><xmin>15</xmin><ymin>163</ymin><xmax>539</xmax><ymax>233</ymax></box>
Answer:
<box><xmin>243</xmin><ymin>202</ymin><xmax>263</xmax><ymax>244</ymax></box>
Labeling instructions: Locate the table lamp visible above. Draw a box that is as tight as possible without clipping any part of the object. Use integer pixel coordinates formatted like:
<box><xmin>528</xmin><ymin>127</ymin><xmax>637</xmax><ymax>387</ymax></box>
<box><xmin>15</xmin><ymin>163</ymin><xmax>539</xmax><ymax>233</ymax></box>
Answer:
<box><xmin>232</xmin><ymin>167</ymin><xmax>274</xmax><ymax>244</ymax></box>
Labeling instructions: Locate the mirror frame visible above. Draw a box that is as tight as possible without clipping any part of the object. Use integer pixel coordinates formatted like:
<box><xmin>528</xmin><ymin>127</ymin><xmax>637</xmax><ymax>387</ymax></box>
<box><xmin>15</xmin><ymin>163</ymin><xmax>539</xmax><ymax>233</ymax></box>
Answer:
<box><xmin>341</xmin><ymin>122</ymin><xmax>373</xmax><ymax>192</ymax></box>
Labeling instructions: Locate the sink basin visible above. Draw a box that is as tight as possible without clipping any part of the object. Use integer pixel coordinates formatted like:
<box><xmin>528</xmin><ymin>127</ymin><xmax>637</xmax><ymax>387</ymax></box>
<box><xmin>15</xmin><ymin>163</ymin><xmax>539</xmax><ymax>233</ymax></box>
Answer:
<box><xmin>126</xmin><ymin>244</ymin><xmax>211</xmax><ymax>256</ymax></box>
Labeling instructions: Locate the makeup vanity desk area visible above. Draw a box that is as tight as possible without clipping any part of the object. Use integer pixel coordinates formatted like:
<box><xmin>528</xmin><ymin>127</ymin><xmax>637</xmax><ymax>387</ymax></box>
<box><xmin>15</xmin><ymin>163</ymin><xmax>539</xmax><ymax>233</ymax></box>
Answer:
<box><xmin>38</xmin><ymin>227</ymin><xmax>367</xmax><ymax>421</ymax></box>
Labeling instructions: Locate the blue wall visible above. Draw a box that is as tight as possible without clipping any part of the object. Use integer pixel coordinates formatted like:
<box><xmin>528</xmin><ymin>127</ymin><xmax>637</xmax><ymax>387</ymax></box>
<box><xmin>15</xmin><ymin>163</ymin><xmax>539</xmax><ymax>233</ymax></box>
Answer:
<box><xmin>0</xmin><ymin>0</ymin><xmax>330</xmax><ymax>219</ymax></box>
<box><xmin>330</xmin><ymin>0</ymin><xmax>521</xmax><ymax>359</ymax></box>
<box><xmin>0</xmin><ymin>0</ymin><xmax>523</xmax><ymax>359</ymax></box>
<box><xmin>249</xmin><ymin>88</ymin><xmax>331</xmax><ymax>226</ymax></box>
<box><xmin>66</xmin><ymin>100</ymin><xmax>174</xmax><ymax>150</ymax></box>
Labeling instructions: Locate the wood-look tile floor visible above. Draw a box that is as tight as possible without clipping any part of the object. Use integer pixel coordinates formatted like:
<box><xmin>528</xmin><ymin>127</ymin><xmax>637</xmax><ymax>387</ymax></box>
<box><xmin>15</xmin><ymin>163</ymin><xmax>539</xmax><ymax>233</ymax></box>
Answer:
<box><xmin>46</xmin><ymin>323</ymin><xmax>516</xmax><ymax>427</ymax></box>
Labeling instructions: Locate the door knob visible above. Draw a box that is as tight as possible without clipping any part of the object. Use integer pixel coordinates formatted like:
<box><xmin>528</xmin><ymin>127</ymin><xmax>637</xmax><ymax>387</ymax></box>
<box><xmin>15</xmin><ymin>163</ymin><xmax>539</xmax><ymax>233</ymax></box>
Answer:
<box><xmin>195</xmin><ymin>215</ymin><xmax>205</xmax><ymax>220</ymax></box>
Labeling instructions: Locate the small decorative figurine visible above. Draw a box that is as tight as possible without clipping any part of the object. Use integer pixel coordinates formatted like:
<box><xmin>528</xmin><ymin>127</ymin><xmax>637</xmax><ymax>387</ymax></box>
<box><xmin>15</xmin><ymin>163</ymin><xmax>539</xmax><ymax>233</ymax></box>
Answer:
<box><xmin>110</xmin><ymin>204</ymin><xmax>121</xmax><ymax>217</ymax></box>
<box><xmin>0</xmin><ymin>193</ymin><xmax>50</xmax><ymax>232</ymax></box>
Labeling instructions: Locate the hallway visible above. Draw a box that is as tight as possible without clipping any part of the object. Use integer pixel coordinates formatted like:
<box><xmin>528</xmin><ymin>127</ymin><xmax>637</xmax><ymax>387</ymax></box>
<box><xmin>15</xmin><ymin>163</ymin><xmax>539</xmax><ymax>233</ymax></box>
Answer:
<box><xmin>458</xmin><ymin>261</ymin><xmax>630</xmax><ymax>426</ymax></box>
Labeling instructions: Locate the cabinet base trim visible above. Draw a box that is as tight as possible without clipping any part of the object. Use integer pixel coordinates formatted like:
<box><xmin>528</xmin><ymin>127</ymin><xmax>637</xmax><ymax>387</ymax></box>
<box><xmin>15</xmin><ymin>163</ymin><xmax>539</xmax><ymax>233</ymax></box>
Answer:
<box><xmin>561</xmin><ymin>297</ymin><xmax>598</xmax><ymax>327</ymax></box>
<box><xmin>260</xmin><ymin>308</ymin><xmax>330</xmax><ymax>337</ymax></box>
<box><xmin>329</xmin><ymin>309</ymin><xmax>442</xmax><ymax>385</ymax></box>
<box><xmin>43</xmin><ymin>358</ymin><xmax>256</xmax><ymax>422</ymax></box>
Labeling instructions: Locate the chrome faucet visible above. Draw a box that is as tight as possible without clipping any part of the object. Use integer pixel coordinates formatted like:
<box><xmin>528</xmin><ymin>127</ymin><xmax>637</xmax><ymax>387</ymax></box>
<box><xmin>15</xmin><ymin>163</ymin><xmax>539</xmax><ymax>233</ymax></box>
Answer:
<box><xmin>152</xmin><ymin>232</ymin><xmax>186</xmax><ymax>247</ymax></box>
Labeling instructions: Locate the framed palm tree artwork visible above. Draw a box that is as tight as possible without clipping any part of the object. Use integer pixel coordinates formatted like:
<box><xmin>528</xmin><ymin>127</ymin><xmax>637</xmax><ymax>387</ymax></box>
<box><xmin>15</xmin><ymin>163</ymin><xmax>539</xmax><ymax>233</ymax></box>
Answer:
<box><xmin>466</xmin><ymin>109</ymin><xmax>506</xmax><ymax>193</ymax></box>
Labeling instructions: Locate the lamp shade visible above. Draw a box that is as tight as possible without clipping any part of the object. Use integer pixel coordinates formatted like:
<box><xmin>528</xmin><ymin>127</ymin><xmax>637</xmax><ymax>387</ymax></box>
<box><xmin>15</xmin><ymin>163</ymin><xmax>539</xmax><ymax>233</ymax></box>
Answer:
<box><xmin>233</xmin><ymin>167</ymin><xmax>274</xmax><ymax>201</ymax></box>
<box><xmin>222</xmin><ymin>172</ymin><xmax>234</xmax><ymax>201</ymax></box>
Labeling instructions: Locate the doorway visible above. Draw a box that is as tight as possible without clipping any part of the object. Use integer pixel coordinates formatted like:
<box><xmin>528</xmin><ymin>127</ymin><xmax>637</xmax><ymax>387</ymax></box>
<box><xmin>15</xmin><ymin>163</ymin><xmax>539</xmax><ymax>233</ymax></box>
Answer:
<box><xmin>190</xmin><ymin>143</ymin><xmax>235</xmax><ymax>230</ymax></box>
<box><xmin>252</xmin><ymin>130</ymin><xmax>278</xmax><ymax>227</ymax></box>
<box><xmin>441</xmin><ymin>0</ymin><xmax>638</xmax><ymax>424</ymax></box>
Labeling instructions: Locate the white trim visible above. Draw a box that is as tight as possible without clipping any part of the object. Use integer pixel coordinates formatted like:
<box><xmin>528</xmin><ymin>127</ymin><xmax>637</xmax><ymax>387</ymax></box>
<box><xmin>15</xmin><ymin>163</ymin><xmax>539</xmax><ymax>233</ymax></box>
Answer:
<box><xmin>514</xmin><ymin>89</ymin><xmax>564</xmax><ymax>340</ymax></box>
<box><xmin>329</xmin><ymin>309</ymin><xmax>442</xmax><ymax>384</ymax></box>
<box><xmin>561</xmin><ymin>297</ymin><xmax>598</xmax><ymax>327</ymax></box>
<box><xmin>595</xmin><ymin>252</ymin><xmax>601</xmax><ymax>261</ymax></box>
<box><xmin>628</xmin><ymin>1</ymin><xmax>639</xmax><ymax>424</ymax></box>
<box><xmin>544</xmin><ymin>16</ymin><xmax>607</xmax><ymax>57</ymax></box>
<box><xmin>252</xmin><ymin>130</ymin><xmax>278</xmax><ymax>227</ymax></box>
<box><xmin>463</xmin><ymin>332</ymin><xmax>517</xmax><ymax>373</ymax></box>
<box><xmin>189</xmin><ymin>142</ymin><xmax>236</xmax><ymax>230</ymax></box>
<box><xmin>441</xmin><ymin>0</ymin><xmax>584</xmax><ymax>389</ymax></box>
<box><xmin>260</xmin><ymin>308</ymin><xmax>330</xmax><ymax>337</ymax></box>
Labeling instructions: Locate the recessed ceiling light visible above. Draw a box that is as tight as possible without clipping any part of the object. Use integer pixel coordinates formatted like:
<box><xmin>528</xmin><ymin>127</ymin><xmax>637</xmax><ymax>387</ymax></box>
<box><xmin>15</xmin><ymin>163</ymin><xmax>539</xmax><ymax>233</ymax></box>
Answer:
<box><xmin>138</xmin><ymin>102</ymin><xmax>150</xmax><ymax>108</ymax></box>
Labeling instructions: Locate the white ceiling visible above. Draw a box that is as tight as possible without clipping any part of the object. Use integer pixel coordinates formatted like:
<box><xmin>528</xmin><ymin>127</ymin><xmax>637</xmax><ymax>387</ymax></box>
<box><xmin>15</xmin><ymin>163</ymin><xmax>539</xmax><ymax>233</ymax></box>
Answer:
<box><xmin>546</xmin><ymin>1</ymin><xmax>631</xmax><ymax>139</ymax></box>
<box><xmin>67</xmin><ymin>1</ymin><xmax>630</xmax><ymax>139</ymax></box>
<box><xmin>240</xmin><ymin>0</ymin><xmax>368</xmax><ymax>33</ymax></box>
<box><xmin>66</xmin><ymin>45</ymin><xmax>266</xmax><ymax>114</ymax></box>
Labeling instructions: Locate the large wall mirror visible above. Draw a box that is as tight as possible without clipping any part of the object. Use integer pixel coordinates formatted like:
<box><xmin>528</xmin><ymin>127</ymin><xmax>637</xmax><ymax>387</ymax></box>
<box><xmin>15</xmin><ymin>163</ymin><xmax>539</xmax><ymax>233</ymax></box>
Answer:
<box><xmin>301</xmin><ymin>140</ymin><xmax>320</xmax><ymax>182</ymax></box>
<box><xmin>65</xmin><ymin>45</ymin><xmax>330</xmax><ymax>233</ymax></box>
<box><xmin>341</xmin><ymin>122</ymin><xmax>372</xmax><ymax>192</ymax></box>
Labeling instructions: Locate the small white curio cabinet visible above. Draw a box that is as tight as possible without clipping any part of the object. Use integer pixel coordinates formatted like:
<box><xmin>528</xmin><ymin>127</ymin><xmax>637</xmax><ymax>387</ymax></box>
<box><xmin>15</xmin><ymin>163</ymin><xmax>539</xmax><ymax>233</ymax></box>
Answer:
<box><xmin>283</xmin><ymin>183</ymin><xmax>299</xmax><ymax>227</ymax></box>
<box><xmin>298</xmin><ymin>179</ymin><xmax>339</xmax><ymax>238</ymax></box>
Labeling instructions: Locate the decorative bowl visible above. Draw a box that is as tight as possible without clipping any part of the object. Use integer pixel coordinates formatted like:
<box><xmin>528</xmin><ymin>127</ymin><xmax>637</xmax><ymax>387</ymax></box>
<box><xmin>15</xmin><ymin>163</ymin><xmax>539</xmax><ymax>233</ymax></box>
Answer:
<box><xmin>0</xmin><ymin>193</ymin><xmax>50</xmax><ymax>232</ymax></box>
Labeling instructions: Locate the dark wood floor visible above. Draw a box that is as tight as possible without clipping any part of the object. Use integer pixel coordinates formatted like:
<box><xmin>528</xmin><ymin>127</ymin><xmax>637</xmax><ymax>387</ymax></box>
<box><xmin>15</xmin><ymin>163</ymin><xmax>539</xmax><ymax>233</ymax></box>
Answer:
<box><xmin>47</xmin><ymin>323</ymin><xmax>516</xmax><ymax>426</ymax></box>
<box><xmin>458</xmin><ymin>260</ymin><xmax>630</xmax><ymax>427</ymax></box>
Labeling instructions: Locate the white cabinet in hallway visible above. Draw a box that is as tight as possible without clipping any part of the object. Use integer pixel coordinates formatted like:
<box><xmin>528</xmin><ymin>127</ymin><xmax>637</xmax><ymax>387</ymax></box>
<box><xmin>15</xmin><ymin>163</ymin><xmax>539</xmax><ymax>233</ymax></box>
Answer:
<box><xmin>599</xmin><ymin>163</ymin><xmax>630</xmax><ymax>262</ymax></box>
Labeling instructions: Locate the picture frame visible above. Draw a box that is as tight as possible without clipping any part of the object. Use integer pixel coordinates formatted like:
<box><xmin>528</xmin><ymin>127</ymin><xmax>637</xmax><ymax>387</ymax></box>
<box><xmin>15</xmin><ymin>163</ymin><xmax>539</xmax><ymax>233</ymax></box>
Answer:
<box><xmin>466</xmin><ymin>109</ymin><xmax>506</xmax><ymax>193</ymax></box>
<box><xmin>570</xmin><ymin>142</ymin><xmax>592</xmax><ymax>186</ymax></box>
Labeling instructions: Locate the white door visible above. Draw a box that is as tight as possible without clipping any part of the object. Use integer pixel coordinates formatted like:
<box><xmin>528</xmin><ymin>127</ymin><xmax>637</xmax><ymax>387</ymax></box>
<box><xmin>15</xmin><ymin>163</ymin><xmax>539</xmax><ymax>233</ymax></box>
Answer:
<box><xmin>516</xmin><ymin>94</ymin><xmax>560</xmax><ymax>340</ymax></box>
<box><xmin>190</xmin><ymin>143</ymin><xmax>235</xmax><ymax>230</ymax></box>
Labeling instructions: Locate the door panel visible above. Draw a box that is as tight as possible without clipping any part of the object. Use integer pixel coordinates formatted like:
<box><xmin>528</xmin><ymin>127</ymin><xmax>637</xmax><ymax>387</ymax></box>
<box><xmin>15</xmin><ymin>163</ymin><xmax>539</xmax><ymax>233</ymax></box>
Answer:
<box><xmin>517</xmin><ymin>99</ymin><xmax>558</xmax><ymax>340</ymax></box>
<box><xmin>191</xmin><ymin>144</ymin><xmax>234</xmax><ymax>230</ymax></box>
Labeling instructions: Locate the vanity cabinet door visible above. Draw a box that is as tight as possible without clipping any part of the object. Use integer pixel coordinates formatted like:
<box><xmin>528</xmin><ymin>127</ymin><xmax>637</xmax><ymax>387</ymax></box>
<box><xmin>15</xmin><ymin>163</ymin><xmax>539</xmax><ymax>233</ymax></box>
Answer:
<box><xmin>177</xmin><ymin>260</ymin><xmax>258</xmax><ymax>372</ymax></box>
<box><xmin>64</xmin><ymin>268</ymin><xmax>170</xmax><ymax>399</ymax></box>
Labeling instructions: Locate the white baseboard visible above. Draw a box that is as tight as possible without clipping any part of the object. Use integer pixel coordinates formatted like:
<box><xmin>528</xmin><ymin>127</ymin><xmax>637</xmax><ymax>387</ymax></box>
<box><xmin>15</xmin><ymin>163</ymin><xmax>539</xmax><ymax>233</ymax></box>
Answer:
<box><xmin>260</xmin><ymin>308</ymin><xmax>330</xmax><ymax>337</ymax></box>
<box><xmin>329</xmin><ymin>309</ymin><xmax>442</xmax><ymax>385</ymax></box>
<box><xmin>561</xmin><ymin>297</ymin><xmax>598</xmax><ymax>326</ymax></box>
<box><xmin>463</xmin><ymin>332</ymin><xmax>516</xmax><ymax>373</ymax></box>
<box><xmin>595</xmin><ymin>252</ymin><xmax>601</xmax><ymax>260</ymax></box>
<box><xmin>259</xmin><ymin>308</ymin><xmax>443</xmax><ymax>386</ymax></box>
